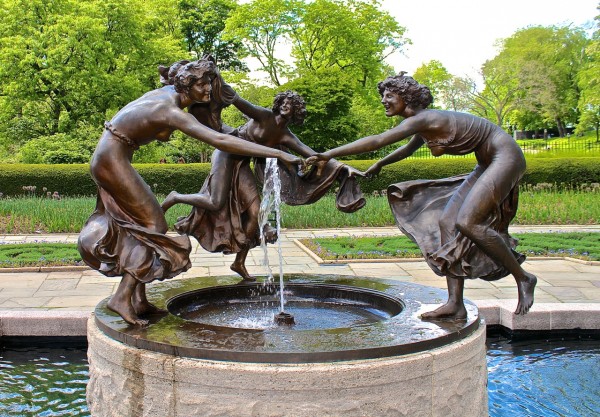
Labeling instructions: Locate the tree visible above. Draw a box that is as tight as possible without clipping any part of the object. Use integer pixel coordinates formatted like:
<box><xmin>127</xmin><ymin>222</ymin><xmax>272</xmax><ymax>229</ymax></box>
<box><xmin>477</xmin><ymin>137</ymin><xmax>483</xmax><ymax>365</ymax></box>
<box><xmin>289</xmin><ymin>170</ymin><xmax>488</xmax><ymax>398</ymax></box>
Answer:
<box><xmin>464</xmin><ymin>68</ymin><xmax>519</xmax><ymax>128</ymax></box>
<box><xmin>178</xmin><ymin>0</ymin><xmax>247</xmax><ymax>71</ymax></box>
<box><xmin>284</xmin><ymin>69</ymin><xmax>358</xmax><ymax>152</ymax></box>
<box><xmin>413</xmin><ymin>61</ymin><xmax>452</xmax><ymax>109</ymax></box>
<box><xmin>441</xmin><ymin>76</ymin><xmax>473</xmax><ymax>112</ymax></box>
<box><xmin>486</xmin><ymin>25</ymin><xmax>590</xmax><ymax>136</ymax></box>
<box><xmin>576</xmin><ymin>5</ymin><xmax>600</xmax><ymax>141</ymax></box>
<box><xmin>0</xmin><ymin>0</ymin><xmax>187</xmax><ymax>160</ymax></box>
<box><xmin>224</xmin><ymin>0</ymin><xmax>299</xmax><ymax>86</ymax></box>
<box><xmin>289</xmin><ymin>0</ymin><xmax>407</xmax><ymax>88</ymax></box>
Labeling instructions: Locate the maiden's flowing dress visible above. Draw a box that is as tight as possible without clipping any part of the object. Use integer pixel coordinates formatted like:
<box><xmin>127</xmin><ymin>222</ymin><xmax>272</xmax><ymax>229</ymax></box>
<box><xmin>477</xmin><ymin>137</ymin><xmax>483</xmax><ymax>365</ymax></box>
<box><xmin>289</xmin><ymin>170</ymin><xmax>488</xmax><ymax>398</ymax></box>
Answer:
<box><xmin>387</xmin><ymin>111</ymin><xmax>526</xmax><ymax>281</ymax></box>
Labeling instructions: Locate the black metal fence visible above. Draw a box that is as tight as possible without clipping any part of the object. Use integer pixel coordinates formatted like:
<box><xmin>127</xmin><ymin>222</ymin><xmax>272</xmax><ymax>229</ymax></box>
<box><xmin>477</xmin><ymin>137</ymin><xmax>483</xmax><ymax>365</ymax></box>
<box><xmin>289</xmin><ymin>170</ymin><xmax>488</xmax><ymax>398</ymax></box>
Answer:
<box><xmin>404</xmin><ymin>139</ymin><xmax>600</xmax><ymax>159</ymax></box>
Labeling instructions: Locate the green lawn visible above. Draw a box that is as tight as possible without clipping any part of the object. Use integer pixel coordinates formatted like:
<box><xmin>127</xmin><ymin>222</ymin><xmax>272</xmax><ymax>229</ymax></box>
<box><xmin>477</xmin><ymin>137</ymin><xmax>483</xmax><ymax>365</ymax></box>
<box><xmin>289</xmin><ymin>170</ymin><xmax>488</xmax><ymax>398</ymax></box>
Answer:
<box><xmin>300</xmin><ymin>232</ymin><xmax>600</xmax><ymax>262</ymax></box>
<box><xmin>2</xmin><ymin>231</ymin><xmax>598</xmax><ymax>268</ymax></box>
<box><xmin>0</xmin><ymin>185</ymin><xmax>598</xmax><ymax>233</ymax></box>
<box><xmin>0</xmin><ymin>243</ymin><xmax>82</xmax><ymax>268</ymax></box>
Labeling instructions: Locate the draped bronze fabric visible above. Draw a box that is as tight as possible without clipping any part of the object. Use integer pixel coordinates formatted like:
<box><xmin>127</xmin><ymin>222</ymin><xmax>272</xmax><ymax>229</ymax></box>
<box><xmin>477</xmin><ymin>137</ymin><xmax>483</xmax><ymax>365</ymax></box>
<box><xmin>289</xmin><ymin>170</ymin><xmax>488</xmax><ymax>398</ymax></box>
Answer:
<box><xmin>78</xmin><ymin>188</ymin><xmax>192</xmax><ymax>283</ymax></box>
<box><xmin>176</xmin><ymin>154</ymin><xmax>365</xmax><ymax>255</ymax></box>
<box><xmin>255</xmin><ymin>158</ymin><xmax>366</xmax><ymax>213</ymax></box>
<box><xmin>387</xmin><ymin>170</ymin><xmax>525</xmax><ymax>281</ymax></box>
<box><xmin>175</xmin><ymin>157</ymin><xmax>259</xmax><ymax>254</ymax></box>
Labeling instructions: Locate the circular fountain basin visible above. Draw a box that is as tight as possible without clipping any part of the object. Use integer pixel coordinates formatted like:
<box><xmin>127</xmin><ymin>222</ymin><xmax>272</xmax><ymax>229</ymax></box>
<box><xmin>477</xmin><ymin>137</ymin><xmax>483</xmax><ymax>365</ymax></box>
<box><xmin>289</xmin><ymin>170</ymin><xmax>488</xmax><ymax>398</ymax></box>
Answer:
<box><xmin>88</xmin><ymin>275</ymin><xmax>487</xmax><ymax>416</ymax></box>
<box><xmin>168</xmin><ymin>282</ymin><xmax>402</xmax><ymax>330</ymax></box>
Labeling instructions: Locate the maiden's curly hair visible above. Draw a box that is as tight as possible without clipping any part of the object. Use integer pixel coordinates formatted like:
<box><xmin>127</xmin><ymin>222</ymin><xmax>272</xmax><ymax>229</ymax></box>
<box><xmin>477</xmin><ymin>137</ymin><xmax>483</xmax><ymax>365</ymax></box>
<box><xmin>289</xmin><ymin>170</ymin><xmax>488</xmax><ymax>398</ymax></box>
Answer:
<box><xmin>377</xmin><ymin>72</ymin><xmax>433</xmax><ymax>109</ymax></box>
<box><xmin>272</xmin><ymin>90</ymin><xmax>307</xmax><ymax>126</ymax></box>
<box><xmin>158</xmin><ymin>60</ymin><xmax>190</xmax><ymax>86</ymax></box>
<box><xmin>173</xmin><ymin>59</ymin><xmax>217</xmax><ymax>95</ymax></box>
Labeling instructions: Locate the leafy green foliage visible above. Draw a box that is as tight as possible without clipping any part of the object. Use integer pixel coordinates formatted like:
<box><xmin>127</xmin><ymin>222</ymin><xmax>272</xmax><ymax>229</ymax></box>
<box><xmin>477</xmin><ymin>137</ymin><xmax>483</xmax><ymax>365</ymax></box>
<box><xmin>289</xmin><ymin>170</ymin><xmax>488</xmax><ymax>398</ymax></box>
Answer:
<box><xmin>284</xmin><ymin>70</ymin><xmax>359</xmax><ymax>151</ymax></box>
<box><xmin>413</xmin><ymin>61</ymin><xmax>452</xmax><ymax>109</ymax></box>
<box><xmin>576</xmin><ymin>12</ymin><xmax>600</xmax><ymax>141</ymax></box>
<box><xmin>0</xmin><ymin>0</ymin><xmax>187</xmax><ymax>158</ymax></box>
<box><xmin>178</xmin><ymin>0</ymin><xmax>247</xmax><ymax>71</ymax></box>
<box><xmin>0</xmin><ymin>163</ymin><xmax>212</xmax><ymax>196</ymax></box>
<box><xmin>0</xmin><ymin>0</ymin><xmax>595</xmax><ymax>165</ymax></box>
<box><xmin>485</xmin><ymin>26</ymin><xmax>589</xmax><ymax>133</ymax></box>
<box><xmin>290</xmin><ymin>0</ymin><xmax>407</xmax><ymax>87</ymax></box>
<box><xmin>0</xmin><ymin>157</ymin><xmax>598</xmax><ymax>198</ymax></box>
<box><xmin>224</xmin><ymin>0</ymin><xmax>297</xmax><ymax>86</ymax></box>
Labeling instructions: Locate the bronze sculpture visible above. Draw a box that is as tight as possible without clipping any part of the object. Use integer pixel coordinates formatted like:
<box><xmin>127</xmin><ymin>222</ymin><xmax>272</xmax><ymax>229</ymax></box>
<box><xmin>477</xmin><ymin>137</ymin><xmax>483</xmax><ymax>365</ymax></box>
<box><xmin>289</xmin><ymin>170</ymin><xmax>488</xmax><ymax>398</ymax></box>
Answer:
<box><xmin>163</xmin><ymin>90</ymin><xmax>364</xmax><ymax>281</ymax></box>
<box><xmin>307</xmin><ymin>73</ymin><xmax>537</xmax><ymax>319</ymax></box>
<box><xmin>77</xmin><ymin>58</ymin><xmax>303</xmax><ymax>325</ymax></box>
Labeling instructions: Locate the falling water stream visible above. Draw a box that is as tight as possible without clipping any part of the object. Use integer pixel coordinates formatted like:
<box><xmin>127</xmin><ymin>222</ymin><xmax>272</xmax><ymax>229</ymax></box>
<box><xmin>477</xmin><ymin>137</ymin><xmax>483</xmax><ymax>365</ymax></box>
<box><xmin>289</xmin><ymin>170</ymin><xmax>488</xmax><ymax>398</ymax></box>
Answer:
<box><xmin>258</xmin><ymin>158</ymin><xmax>286</xmax><ymax>314</ymax></box>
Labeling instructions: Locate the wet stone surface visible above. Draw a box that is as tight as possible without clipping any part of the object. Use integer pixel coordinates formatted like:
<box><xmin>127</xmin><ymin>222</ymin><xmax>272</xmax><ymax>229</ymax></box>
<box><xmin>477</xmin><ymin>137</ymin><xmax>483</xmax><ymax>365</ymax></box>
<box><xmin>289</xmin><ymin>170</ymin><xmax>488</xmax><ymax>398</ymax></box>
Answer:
<box><xmin>95</xmin><ymin>274</ymin><xmax>481</xmax><ymax>363</ymax></box>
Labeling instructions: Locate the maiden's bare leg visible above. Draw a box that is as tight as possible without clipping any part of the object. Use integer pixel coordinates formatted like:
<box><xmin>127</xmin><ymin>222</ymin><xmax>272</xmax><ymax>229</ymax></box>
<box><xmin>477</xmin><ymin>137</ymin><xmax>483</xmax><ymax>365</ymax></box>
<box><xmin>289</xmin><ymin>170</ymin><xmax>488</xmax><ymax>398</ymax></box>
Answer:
<box><xmin>422</xmin><ymin>179</ymin><xmax>470</xmax><ymax>320</ymax></box>
<box><xmin>132</xmin><ymin>283</ymin><xmax>167</xmax><ymax>315</ymax></box>
<box><xmin>421</xmin><ymin>277</ymin><xmax>467</xmax><ymax>319</ymax></box>
<box><xmin>107</xmin><ymin>274</ymin><xmax>149</xmax><ymax>326</ymax></box>
<box><xmin>162</xmin><ymin>150</ymin><xmax>236</xmax><ymax>212</ymax></box>
<box><xmin>455</xmin><ymin>161</ymin><xmax>536</xmax><ymax>315</ymax></box>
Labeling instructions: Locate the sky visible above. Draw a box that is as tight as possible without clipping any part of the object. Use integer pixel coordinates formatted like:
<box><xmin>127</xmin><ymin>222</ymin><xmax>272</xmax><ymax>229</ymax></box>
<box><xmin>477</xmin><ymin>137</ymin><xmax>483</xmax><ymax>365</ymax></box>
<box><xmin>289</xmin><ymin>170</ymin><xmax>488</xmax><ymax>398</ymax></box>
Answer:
<box><xmin>380</xmin><ymin>0</ymin><xmax>598</xmax><ymax>80</ymax></box>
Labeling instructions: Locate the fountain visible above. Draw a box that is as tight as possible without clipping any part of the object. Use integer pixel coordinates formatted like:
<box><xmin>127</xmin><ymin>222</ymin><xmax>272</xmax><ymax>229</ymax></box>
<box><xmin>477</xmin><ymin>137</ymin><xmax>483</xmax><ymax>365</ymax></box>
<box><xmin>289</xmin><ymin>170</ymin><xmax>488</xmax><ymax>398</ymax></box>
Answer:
<box><xmin>87</xmin><ymin>275</ymin><xmax>487</xmax><ymax>416</ymax></box>
<box><xmin>258</xmin><ymin>157</ymin><xmax>290</xmax><ymax>324</ymax></box>
<box><xmin>86</xmin><ymin>157</ymin><xmax>487</xmax><ymax>416</ymax></box>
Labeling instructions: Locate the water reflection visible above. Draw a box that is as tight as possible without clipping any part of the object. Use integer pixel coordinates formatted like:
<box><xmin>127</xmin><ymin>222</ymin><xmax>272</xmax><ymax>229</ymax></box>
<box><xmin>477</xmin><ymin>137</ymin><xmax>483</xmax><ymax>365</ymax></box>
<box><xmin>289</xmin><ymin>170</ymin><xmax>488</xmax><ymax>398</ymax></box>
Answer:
<box><xmin>1</xmin><ymin>335</ymin><xmax>599</xmax><ymax>416</ymax></box>
<box><xmin>0</xmin><ymin>338</ymin><xmax>88</xmax><ymax>417</ymax></box>
<box><xmin>487</xmin><ymin>335</ymin><xmax>600</xmax><ymax>417</ymax></box>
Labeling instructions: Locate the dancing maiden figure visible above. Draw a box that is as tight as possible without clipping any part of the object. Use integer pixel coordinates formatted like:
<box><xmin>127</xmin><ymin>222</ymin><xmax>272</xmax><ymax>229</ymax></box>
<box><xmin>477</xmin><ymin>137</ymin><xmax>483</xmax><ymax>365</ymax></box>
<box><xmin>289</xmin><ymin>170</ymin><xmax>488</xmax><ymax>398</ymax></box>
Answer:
<box><xmin>307</xmin><ymin>73</ymin><xmax>536</xmax><ymax>319</ymax></box>
<box><xmin>78</xmin><ymin>58</ymin><xmax>302</xmax><ymax>325</ymax></box>
<box><xmin>163</xmin><ymin>89</ymin><xmax>364</xmax><ymax>281</ymax></box>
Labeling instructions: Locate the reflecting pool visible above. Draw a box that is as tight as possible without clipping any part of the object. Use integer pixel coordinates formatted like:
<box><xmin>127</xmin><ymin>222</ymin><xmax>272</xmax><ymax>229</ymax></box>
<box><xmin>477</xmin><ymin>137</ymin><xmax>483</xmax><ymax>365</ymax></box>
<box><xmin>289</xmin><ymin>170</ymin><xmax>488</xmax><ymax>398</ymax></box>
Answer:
<box><xmin>0</xmin><ymin>337</ymin><xmax>88</xmax><ymax>417</ymax></box>
<box><xmin>487</xmin><ymin>335</ymin><xmax>600</xmax><ymax>417</ymax></box>
<box><xmin>1</xmin><ymin>335</ymin><xmax>599</xmax><ymax>417</ymax></box>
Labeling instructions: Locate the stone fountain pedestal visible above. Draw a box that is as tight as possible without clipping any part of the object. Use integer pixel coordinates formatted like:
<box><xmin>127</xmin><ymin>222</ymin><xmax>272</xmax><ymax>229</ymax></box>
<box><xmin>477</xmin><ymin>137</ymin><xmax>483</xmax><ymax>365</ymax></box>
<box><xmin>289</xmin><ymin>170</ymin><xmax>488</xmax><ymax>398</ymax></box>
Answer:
<box><xmin>86</xmin><ymin>276</ymin><xmax>488</xmax><ymax>416</ymax></box>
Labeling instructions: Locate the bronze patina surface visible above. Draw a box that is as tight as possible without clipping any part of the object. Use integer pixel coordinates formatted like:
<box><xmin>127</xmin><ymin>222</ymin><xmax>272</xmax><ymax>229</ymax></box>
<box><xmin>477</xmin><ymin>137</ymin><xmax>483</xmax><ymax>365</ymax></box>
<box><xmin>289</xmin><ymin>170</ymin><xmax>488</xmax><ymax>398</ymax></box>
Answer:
<box><xmin>307</xmin><ymin>73</ymin><xmax>537</xmax><ymax>319</ymax></box>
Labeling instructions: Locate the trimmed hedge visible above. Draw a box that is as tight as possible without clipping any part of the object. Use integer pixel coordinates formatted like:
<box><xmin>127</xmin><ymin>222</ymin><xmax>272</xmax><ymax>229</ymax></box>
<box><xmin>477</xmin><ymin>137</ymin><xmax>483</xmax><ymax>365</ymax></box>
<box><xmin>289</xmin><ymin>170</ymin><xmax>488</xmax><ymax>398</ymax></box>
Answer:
<box><xmin>0</xmin><ymin>163</ymin><xmax>212</xmax><ymax>197</ymax></box>
<box><xmin>0</xmin><ymin>157</ymin><xmax>598</xmax><ymax>197</ymax></box>
<box><xmin>348</xmin><ymin>157</ymin><xmax>600</xmax><ymax>193</ymax></box>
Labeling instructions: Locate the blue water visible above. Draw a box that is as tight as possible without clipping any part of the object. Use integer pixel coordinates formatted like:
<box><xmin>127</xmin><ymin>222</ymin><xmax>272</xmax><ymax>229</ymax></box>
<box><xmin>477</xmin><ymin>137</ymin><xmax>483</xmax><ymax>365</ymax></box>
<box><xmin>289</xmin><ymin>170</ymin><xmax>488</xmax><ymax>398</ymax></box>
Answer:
<box><xmin>1</xmin><ymin>336</ymin><xmax>599</xmax><ymax>417</ymax></box>
<box><xmin>487</xmin><ymin>335</ymin><xmax>600</xmax><ymax>417</ymax></box>
<box><xmin>0</xmin><ymin>338</ymin><xmax>88</xmax><ymax>417</ymax></box>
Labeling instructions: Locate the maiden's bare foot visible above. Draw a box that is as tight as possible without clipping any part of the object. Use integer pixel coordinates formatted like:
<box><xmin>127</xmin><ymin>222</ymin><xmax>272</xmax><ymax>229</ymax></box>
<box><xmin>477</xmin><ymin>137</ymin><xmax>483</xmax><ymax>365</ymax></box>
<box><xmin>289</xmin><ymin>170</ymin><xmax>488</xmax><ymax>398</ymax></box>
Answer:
<box><xmin>161</xmin><ymin>191</ymin><xmax>179</xmax><ymax>212</ymax></box>
<box><xmin>515</xmin><ymin>272</ymin><xmax>537</xmax><ymax>315</ymax></box>
<box><xmin>421</xmin><ymin>301</ymin><xmax>467</xmax><ymax>320</ymax></box>
<box><xmin>133</xmin><ymin>299</ymin><xmax>167</xmax><ymax>316</ymax></box>
<box><xmin>107</xmin><ymin>297</ymin><xmax>149</xmax><ymax>326</ymax></box>
<box><xmin>231</xmin><ymin>263</ymin><xmax>255</xmax><ymax>281</ymax></box>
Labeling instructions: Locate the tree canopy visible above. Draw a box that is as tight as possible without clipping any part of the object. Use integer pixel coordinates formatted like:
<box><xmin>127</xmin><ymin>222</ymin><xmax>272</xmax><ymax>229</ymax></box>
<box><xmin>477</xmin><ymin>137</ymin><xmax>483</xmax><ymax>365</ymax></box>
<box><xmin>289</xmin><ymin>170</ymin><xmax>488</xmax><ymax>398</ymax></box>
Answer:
<box><xmin>0</xmin><ymin>0</ymin><xmax>597</xmax><ymax>163</ymax></box>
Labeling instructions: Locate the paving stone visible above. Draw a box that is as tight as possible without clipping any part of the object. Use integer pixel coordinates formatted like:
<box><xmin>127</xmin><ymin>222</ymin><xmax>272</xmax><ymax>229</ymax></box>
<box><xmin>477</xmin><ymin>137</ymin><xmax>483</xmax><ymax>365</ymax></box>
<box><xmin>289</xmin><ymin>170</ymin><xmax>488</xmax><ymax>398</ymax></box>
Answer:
<box><xmin>38</xmin><ymin>279</ymin><xmax>79</xmax><ymax>291</ymax></box>
<box><xmin>0</xmin><ymin>297</ymin><xmax>53</xmax><ymax>308</ymax></box>
<box><xmin>542</xmin><ymin>286</ymin><xmax>586</xmax><ymax>300</ymax></box>
<box><xmin>46</xmin><ymin>271</ymin><xmax>83</xmax><ymax>280</ymax></box>
<box><xmin>45</xmin><ymin>295</ymin><xmax>107</xmax><ymax>308</ymax></box>
<box><xmin>0</xmin><ymin>229</ymin><xmax>599</xmax><ymax>333</ymax></box>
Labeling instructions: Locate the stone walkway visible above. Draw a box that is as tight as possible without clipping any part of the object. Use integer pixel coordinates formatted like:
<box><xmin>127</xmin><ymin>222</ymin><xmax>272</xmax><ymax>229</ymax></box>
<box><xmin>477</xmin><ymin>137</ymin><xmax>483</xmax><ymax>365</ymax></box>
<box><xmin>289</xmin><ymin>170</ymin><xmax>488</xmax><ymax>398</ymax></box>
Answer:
<box><xmin>0</xmin><ymin>226</ymin><xmax>599</xmax><ymax>335</ymax></box>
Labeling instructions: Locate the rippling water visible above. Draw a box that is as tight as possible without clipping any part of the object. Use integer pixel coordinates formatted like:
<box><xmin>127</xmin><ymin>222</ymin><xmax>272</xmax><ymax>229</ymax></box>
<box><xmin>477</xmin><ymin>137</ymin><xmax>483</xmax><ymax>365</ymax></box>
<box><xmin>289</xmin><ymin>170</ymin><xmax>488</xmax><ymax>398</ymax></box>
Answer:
<box><xmin>487</xmin><ymin>335</ymin><xmax>600</xmax><ymax>417</ymax></box>
<box><xmin>0</xmin><ymin>338</ymin><xmax>89</xmax><ymax>417</ymax></box>
<box><xmin>1</xmin><ymin>336</ymin><xmax>599</xmax><ymax>416</ymax></box>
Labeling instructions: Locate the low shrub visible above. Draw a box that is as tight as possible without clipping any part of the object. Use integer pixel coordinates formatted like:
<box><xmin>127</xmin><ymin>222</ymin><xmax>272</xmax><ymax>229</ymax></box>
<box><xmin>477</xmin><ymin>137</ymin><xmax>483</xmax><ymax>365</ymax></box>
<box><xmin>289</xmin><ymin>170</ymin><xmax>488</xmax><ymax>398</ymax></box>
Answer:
<box><xmin>0</xmin><ymin>163</ymin><xmax>212</xmax><ymax>196</ymax></box>
<box><xmin>0</xmin><ymin>157</ymin><xmax>598</xmax><ymax>197</ymax></box>
<box><xmin>347</xmin><ymin>157</ymin><xmax>600</xmax><ymax>194</ymax></box>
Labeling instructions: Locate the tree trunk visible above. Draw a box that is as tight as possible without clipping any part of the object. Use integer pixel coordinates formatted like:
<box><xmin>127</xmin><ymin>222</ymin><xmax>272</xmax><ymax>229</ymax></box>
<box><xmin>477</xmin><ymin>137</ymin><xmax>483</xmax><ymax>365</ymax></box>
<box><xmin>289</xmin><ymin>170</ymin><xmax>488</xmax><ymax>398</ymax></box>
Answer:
<box><xmin>555</xmin><ymin>118</ymin><xmax>566</xmax><ymax>138</ymax></box>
